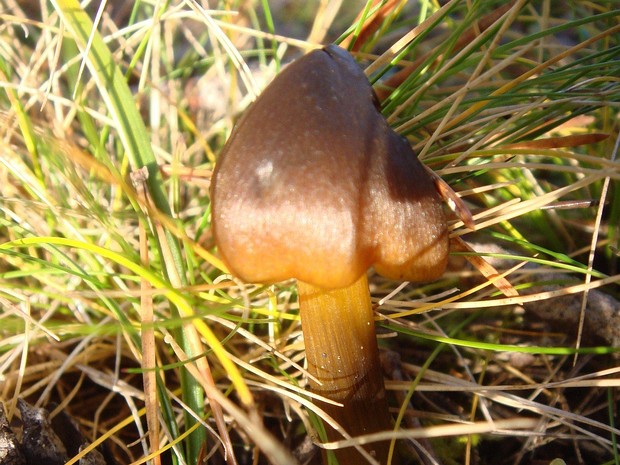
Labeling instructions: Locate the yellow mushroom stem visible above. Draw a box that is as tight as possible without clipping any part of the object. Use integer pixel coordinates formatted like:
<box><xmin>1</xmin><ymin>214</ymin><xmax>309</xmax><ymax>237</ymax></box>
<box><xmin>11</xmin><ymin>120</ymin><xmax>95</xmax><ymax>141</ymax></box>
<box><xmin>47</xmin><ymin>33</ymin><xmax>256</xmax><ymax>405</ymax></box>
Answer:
<box><xmin>297</xmin><ymin>274</ymin><xmax>392</xmax><ymax>464</ymax></box>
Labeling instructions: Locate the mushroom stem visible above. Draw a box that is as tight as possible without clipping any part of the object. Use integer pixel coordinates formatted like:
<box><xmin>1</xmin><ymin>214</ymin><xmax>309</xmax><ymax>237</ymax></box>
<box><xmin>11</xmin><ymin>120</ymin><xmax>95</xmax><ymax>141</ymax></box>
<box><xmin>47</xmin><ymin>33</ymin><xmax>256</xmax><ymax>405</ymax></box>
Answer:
<box><xmin>298</xmin><ymin>274</ymin><xmax>392</xmax><ymax>464</ymax></box>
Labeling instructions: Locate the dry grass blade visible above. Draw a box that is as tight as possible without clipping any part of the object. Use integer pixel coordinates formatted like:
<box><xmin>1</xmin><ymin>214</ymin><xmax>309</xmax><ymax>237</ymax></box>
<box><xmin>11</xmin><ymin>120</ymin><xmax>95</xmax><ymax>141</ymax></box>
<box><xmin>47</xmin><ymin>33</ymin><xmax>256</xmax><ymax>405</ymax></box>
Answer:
<box><xmin>451</xmin><ymin>237</ymin><xmax>520</xmax><ymax>297</ymax></box>
<box><xmin>375</xmin><ymin>0</ymin><xmax>517</xmax><ymax>101</ymax></box>
<box><xmin>131</xmin><ymin>168</ymin><xmax>161</xmax><ymax>465</ymax></box>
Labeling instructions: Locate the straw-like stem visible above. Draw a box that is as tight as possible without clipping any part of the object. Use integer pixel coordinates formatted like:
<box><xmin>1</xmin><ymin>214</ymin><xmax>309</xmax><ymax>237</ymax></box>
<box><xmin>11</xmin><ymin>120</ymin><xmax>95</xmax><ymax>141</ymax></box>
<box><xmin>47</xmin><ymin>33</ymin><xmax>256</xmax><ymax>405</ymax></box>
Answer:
<box><xmin>298</xmin><ymin>274</ymin><xmax>392</xmax><ymax>464</ymax></box>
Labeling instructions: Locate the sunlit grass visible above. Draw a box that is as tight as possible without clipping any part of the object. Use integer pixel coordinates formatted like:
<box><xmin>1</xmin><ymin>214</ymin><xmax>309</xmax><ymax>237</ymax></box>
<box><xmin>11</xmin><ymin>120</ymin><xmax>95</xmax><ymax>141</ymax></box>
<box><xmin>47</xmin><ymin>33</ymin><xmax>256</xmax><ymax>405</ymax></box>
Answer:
<box><xmin>1</xmin><ymin>1</ymin><xmax>619</xmax><ymax>465</ymax></box>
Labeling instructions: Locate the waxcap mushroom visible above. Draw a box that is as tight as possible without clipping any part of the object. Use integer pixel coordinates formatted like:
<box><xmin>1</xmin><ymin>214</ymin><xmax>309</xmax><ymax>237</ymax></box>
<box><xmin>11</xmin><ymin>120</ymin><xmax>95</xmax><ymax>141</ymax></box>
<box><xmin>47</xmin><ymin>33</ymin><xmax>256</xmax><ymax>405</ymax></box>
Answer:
<box><xmin>211</xmin><ymin>45</ymin><xmax>448</xmax><ymax>289</ymax></box>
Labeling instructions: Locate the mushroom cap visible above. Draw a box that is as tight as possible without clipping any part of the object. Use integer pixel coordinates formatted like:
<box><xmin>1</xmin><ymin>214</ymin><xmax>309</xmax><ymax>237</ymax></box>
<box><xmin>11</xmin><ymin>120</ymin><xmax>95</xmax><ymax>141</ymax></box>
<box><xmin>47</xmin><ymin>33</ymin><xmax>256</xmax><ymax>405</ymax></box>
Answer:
<box><xmin>210</xmin><ymin>45</ymin><xmax>448</xmax><ymax>289</ymax></box>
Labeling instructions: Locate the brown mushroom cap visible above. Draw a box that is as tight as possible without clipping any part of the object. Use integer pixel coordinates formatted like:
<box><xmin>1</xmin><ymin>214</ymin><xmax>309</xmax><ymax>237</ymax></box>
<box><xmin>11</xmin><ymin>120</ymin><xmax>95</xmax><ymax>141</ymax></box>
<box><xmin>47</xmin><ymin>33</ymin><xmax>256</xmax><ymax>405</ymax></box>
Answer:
<box><xmin>210</xmin><ymin>45</ymin><xmax>448</xmax><ymax>289</ymax></box>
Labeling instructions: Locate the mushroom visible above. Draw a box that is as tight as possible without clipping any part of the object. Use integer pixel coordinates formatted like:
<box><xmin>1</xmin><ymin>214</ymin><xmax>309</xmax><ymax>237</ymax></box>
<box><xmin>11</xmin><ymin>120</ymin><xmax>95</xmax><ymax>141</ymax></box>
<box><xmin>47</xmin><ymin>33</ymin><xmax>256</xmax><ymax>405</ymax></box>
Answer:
<box><xmin>210</xmin><ymin>45</ymin><xmax>448</xmax><ymax>464</ymax></box>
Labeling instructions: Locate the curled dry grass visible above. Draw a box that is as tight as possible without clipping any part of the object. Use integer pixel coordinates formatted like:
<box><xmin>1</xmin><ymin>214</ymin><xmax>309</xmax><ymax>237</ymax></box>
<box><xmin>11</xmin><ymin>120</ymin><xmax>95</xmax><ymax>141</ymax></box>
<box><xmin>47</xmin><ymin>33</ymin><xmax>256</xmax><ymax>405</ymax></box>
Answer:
<box><xmin>1</xmin><ymin>1</ymin><xmax>619</xmax><ymax>465</ymax></box>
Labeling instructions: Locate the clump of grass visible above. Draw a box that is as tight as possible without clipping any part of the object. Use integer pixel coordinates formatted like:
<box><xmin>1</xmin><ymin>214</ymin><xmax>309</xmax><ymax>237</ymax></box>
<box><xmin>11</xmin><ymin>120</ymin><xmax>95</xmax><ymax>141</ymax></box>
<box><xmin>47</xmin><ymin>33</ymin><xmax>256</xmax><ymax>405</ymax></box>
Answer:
<box><xmin>1</xmin><ymin>1</ymin><xmax>619</xmax><ymax>465</ymax></box>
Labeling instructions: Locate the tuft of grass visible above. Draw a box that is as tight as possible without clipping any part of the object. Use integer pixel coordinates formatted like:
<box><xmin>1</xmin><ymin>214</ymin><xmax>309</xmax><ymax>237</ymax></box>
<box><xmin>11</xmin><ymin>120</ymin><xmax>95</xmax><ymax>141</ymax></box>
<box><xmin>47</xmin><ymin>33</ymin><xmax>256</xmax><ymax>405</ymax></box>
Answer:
<box><xmin>1</xmin><ymin>1</ymin><xmax>619</xmax><ymax>465</ymax></box>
